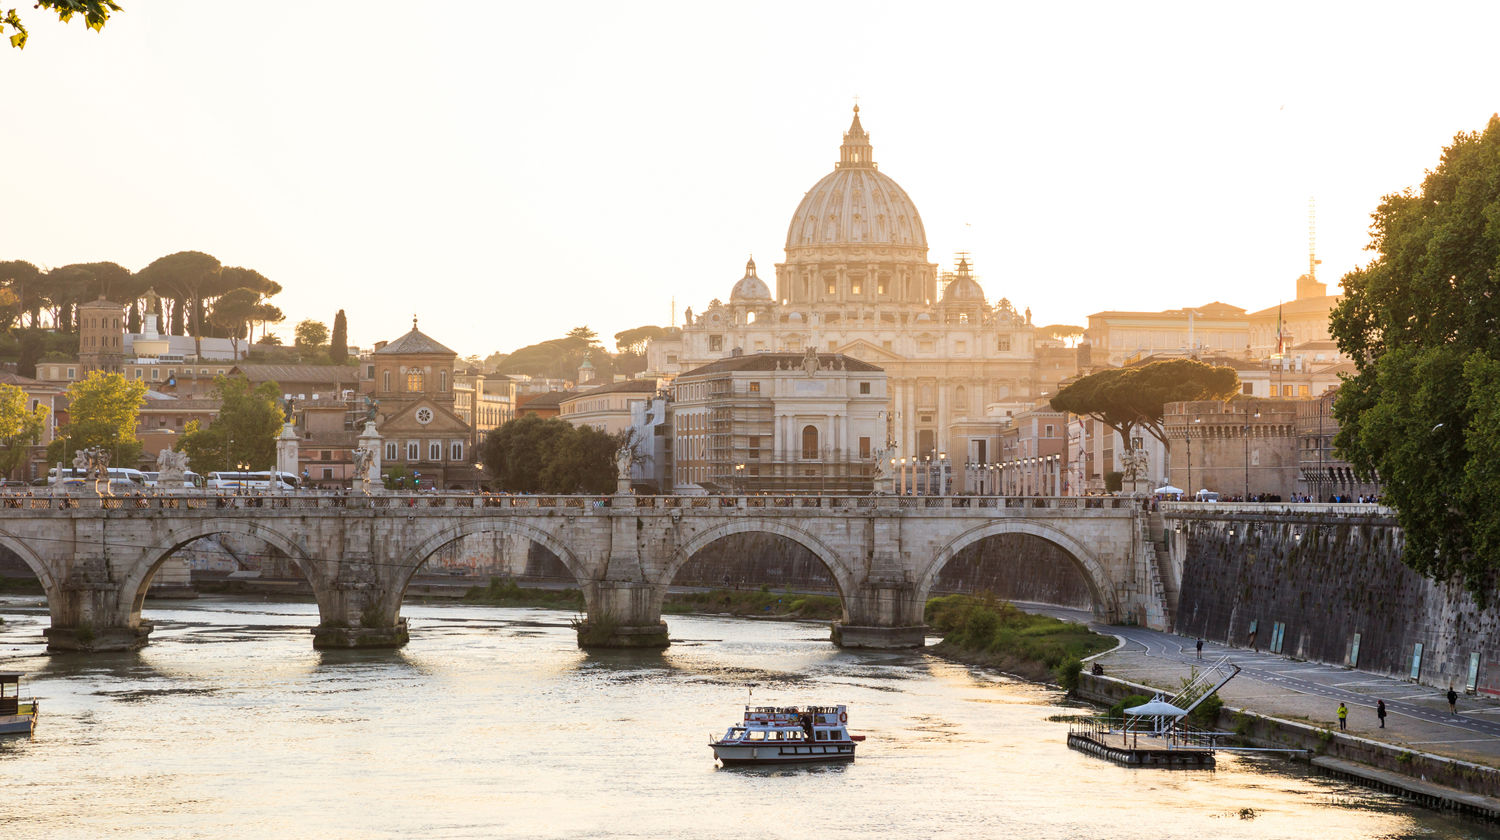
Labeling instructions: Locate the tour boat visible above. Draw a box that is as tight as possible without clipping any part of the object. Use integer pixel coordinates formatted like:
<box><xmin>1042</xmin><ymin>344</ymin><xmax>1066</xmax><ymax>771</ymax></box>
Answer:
<box><xmin>0</xmin><ymin>672</ymin><xmax>38</xmax><ymax>736</ymax></box>
<box><xmin>710</xmin><ymin>704</ymin><xmax>863</xmax><ymax>765</ymax></box>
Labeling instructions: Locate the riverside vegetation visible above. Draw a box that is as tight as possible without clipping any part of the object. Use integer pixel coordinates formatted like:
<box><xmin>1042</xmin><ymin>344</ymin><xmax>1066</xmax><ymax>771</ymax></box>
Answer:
<box><xmin>461</xmin><ymin>578</ymin><xmax>842</xmax><ymax>620</ymax></box>
<box><xmin>924</xmin><ymin>594</ymin><xmax>1115</xmax><ymax>686</ymax></box>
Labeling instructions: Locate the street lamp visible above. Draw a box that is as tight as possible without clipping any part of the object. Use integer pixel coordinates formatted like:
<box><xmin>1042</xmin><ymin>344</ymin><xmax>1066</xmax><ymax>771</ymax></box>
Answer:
<box><xmin>938</xmin><ymin>451</ymin><xmax>947</xmax><ymax>496</ymax></box>
<box><xmin>1186</xmin><ymin>417</ymin><xmax>1201</xmax><ymax>499</ymax></box>
<box><xmin>734</xmin><ymin>462</ymin><xmax>745</xmax><ymax>494</ymax></box>
<box><xmin>1243</xmin><ymin>409</ymin><xmax>1260</xmax><ymax>501</ymax></box>
<box><xmin>898</xmin><ymin>456</ymin><xmax>907</xmax><ymax>495</ymax></box>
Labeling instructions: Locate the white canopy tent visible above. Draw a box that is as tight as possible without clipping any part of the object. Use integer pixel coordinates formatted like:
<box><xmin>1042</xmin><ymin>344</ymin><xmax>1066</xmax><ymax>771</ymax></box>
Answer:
<box><xmin>1153</xmin><ymin>485</ymin><xmax>1183</xmax><ymax>495</ymax></box>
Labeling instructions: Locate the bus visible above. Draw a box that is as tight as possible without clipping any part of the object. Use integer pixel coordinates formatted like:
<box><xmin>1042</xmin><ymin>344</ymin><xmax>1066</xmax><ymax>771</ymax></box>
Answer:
<box><xmin>47</xmin><ymin>467</ymin><xmax>148</xmax><ymax>490</ymax></box>
<box><xmin>206</xmin><ymin>471</ymin><xmax>300</xmax><ymax>492</ymax></box>
<box><xmin>143</xmin><ymin>471</ymin><xmax>205</xmax><ymax>490</ymax></box>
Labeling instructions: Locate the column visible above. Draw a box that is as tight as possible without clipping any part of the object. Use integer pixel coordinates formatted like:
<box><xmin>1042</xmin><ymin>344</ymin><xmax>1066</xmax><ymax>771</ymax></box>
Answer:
<box><xmin>936</xmin><ymin>384</ymin><xmax>948</xmax><ymax>456</ymax></box>
<box><xmin>903</xmin><ymin>381</ymin><xmax>916</xmax><ymax>457</ymax></box>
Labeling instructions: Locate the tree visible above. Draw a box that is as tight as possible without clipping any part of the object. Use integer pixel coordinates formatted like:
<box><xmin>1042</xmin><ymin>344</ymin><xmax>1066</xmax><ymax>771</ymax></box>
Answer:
<box><xmin>295</xmin><ymin>319</ymin><xmax>329</xmax><ymax>349</ymax></box>
<box><xmin>329</xmin><ymin>310</ymin><xmax>348</xmax><ymax>365</ymax></box>
<box><xmin>2</xmin><ymin>1</ymin><xmax>120</xmax><ymax>49</ymax></box>
<box><xmin>45</xmin><ymin>371</ymin><xmax>146</xmax><ymax>466</ymax></box>
<box><xmin>567</xmin><ymin>325</ymin><xmax>599</xmax><ymax>344</ymax></box>
<box><xmin>252</xmin><ymin>303</ymin><xmax>285</xmax><ymax>344</ymax></box>
<box><xmin>613</xmin><ymin>325</ymin><xmax>667</xmax><ymax>354</ymax></box>
<box><xmin>1329</xmin><ymin>114</ymin><xmax>1500</xmax><ymax>602</ymax></box>
<box><xmin>137</xmin><ymin>251</ymin><xmax>219</xmax><ymax>357</ymax></box>
<box><xmin>209</xmin><ymin>288</ymin><xmax>261</xmax><ymax>358</ymax></box>
<box><xmin>0</xmin><ymin>260</ymin><xmax>44</xmax><ymax>328</ymax></box>
<box><xmin>479</xmin><ymin>415</ymin><xmax>620</xmax><ymax>493</ymax></box>
<box><xmin>177</xmin><ymin>375</ymin><xmax>283</xmax><ymax>473</ymax></box>
<box><xmin>0</xmin><ymin>383</ymin><xmax>47</xmax><ymax>478</ymax></box>
<box><xmin>1049</xmin><ymin>359</ymin><xmax>1239</xmax><ymax>446</ymax></box>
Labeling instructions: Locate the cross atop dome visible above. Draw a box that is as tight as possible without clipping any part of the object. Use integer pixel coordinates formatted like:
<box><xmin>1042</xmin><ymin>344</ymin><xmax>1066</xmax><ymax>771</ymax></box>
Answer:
<box><xmin>837</xmin><ymin>104</ymin><xmax>876</xmax><ymax>170</ymax></box>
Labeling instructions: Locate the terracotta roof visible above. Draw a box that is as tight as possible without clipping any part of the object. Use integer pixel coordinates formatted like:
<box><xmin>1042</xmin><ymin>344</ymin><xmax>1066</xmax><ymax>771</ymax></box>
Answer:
<box><xmin>0</xmin><ymin>371</ymin><xmax>44</xmax><ymax>387</ymax></box>
<box><xmin>566</xmin><ymin>379</ymin><xmax>659</xmax><ymax>400</ymax></box>
<box><xmin>517</xmin><ymin>390</ymin><xmax>576</xmax><ymax>409</ymax></box>
<box><xmin>374</xmin><ymin>326</ymin><xmax>456</xmax><ymax>356</ymax></box>
<box><xmin>679</xmin><ymin>352</ymin><xmax>883</xmax><ymax>377</ymax></box>
<box><xmin>230</xmin><ymin>365</ymin><xmax>362</xmax><ymax>385</ymax></box>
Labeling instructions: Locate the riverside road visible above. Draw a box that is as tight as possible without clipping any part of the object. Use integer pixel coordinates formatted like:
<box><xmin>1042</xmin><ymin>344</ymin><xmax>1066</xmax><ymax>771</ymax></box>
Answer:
<box><xmin>1023</xmin><ymin>602</ymin><xmax>1500</xmax><ymax>764</ymax></box>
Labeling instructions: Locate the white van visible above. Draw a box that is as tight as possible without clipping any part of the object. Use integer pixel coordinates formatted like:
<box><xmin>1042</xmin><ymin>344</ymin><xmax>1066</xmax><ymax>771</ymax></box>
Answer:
<box><xmin>206</xmin><ymin>471</ymin><xmax>299</xmax><ymax>492</ymax></box>
<box><xmin>48</xmin><ymin>467</ymin><xmax>147</xmax><ymax>490</ymax></box>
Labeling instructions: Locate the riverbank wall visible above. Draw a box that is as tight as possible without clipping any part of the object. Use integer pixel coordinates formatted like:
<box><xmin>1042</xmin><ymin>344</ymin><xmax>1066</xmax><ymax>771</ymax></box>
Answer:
<box><xmin>1161</xmin><ymin>503</ymin><xmax>1500</xmax><ymax>697</ymax></box>
<box><xmin>1075</xmin><ymin>671</ymin><xmax>1500</xmax><ymax>819</ymax></box>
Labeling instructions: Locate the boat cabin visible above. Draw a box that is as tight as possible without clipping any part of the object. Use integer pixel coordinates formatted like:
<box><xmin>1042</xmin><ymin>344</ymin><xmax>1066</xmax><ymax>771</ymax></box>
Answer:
<box><xmin>0</xmin><ymin>672</ymin><xmax>23</xmax><ymax>716</ymax></box>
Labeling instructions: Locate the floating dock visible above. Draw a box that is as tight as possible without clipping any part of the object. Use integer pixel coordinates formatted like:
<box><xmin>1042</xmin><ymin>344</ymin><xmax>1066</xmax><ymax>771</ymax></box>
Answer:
<box><xmin>1067</xmin><ymin>728</ymin><xmax>1215</xmax><ymax>768</ymax></box>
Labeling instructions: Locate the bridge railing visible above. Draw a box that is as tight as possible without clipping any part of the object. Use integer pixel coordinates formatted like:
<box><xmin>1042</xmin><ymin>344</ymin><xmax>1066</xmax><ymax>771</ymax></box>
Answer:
<box><xmin>0</xmin><ymin>491</ymin><xmax>1140</xmax><ymax>513</ymax></box>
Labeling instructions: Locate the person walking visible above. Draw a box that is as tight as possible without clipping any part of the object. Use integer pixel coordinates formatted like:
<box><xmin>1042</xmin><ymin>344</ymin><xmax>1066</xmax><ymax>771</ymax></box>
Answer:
<box><xmin>1195</xmin><ymin>638</ymin><xmax>1204</xmax><ymax>659</ymax></box>
<box><xmin>1377</xmin><ymin>699</ymin><xmax>1387</xmax><ymax>728</ymax></box>
<box><xmin>1448</xmin><ymin>687</ymin><xmax>1459</xmax><ymax>715</ymax></box>
<box><xmin>1336</xmin><ymin>702</ymin><xmax>1348</xmax><ymax>731</ymax></box>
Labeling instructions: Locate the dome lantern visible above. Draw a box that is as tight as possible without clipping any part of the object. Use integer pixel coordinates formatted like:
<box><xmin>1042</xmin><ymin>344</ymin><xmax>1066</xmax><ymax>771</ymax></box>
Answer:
<box><xmin>837</xmin><ymin>105</ymin><xmax>876</xmax><ymax>170</ymax></box>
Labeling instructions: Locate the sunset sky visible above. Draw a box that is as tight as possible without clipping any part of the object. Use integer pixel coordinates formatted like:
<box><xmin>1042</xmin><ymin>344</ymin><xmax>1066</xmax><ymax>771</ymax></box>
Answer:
<box><xmin>3</xmin><ymin>2</ymin><xmax>1497</xmax><ymax>358</ymax></box>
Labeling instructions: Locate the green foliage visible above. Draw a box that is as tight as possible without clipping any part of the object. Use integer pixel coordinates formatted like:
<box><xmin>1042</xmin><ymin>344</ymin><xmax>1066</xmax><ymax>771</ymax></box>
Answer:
<box><xmin>3</xmin><ymin>1</ymin><xmax>120</xmax><ymax>49</ymax></box>
<box><xmin>294</xmin><ymin>319</ymin><xmax>329</xmax><ymax>349</ymax></box>
<box><xmin>1109</xmin><ymin>694</ymin><xmax>1151</xmax><ymax>719</ymax></box>
<box><xmin>1329</xmin><ymin>115</ymin><xmax>1500</xmax><ymax>601</ymax></box>
<box><xmin>480</xmin><ymin>414</ymin><xmax>621</xmax><ymax>493</ymax></box>
<box><xmin>45</xmin><ymin>371</ymin><xmax>145</xmax><ymax>465</ymax></box>
<box><xmin>925</xmin><ymin>594</ymin><xmax>1115</xmax><ymax>674</ymax></box>
<box><xmin>329</xmin><ymin>310</ymin><xmax>348</xmax><ymax>365</ymax></box>
<box><xmin>662</xmin><ymin>588</ymin><xmax>843</xmax><ymax>620</ymax></box>
<box><xmin>0</xmin><ymin>383</ymin><xmax>47</xmax><ymax>478</ymax></box>
<box><xmin>614</xmin><ymin>325</ymin><xmax>667</xmax><ymax>354</ymax></box>
<box><xmin>495</xmin><ymin>334</ymin><xmax>613</xmax><ymax>381</ymax></box>
<box><xmin>177</xmin><ymin>375</ymin><xmax>283</xmax><ymax>474</ymax></box>
<box><xmin>1050</xmin><ymin>359</ymin><xmax>1240</xmax><ymax>445</ymax></box>
<box><xmin>1057</xmin><ymin>658</ymin><xmax>1084</xmax><ymax>691</ymax></box>
<box><xmin>1186</xmin><ymin>693</ymin><xmax>1223</xmax><ymax>729</ymax></box>
<box><xmin>462</xmin><ymin>577</ymin><xmax>585</xmax><ymax>609</ymax></box>
<box><xmin>1104</xmin><ymin>471</ymin><xmax>1123</xmax><ymax>493</ymax></box>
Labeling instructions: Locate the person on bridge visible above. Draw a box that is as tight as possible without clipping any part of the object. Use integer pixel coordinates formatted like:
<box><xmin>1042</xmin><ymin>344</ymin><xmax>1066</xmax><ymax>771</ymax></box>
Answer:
<box><xmin>1448</xmin><ymin>687</ymin><xmax>1459</xmax><ymax>715</ymax></box>
<box><xmin>1377</xmin><ymin>699</ymin><xmax>1387</xmax><ymax>728</ymax></box>
<box><xmin>1336</xmin><ymin>702</ymin><xmax>1348</xmax><ymax>731</ymax></box>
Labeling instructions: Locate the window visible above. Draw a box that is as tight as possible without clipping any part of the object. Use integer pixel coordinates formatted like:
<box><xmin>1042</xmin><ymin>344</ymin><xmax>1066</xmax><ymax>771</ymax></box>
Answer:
<box><xmin>919</xmin><ymin>340</ymin><xmax>935</xmax><ymax>353</ymax></box>
<box><xmin>217</xmin><ymin>369</ymin><xmax>224</xmax><ymax>375</ymax></box>
<box><xmin>802</xmin><ymin>425</ymin><xmax>819</xmax><ymax>459</ymax></box>
<box><xmin>959</xmin><ymin>314</ymin><xmax>969</xmax><ymax>325</ymax></box>
<box><xmin>1242</xmin><ymin>383</ymin><xmax>1254</xmax><ymax>395</ymax></box>
<box><xmin>366</xmin><ymin>364</ymin><xmax>375</xmax><ymax>379</ymax></box>
<box><xmin>1298</xmin><ymin>385</ymin><xmax>1309</xmax><ymax>397</ymax></box>
<box><xmin>151</xmin><ymin>368</ymin><xmax>160</xmax><ymax>381</ymax></box>
<box><xmin>859</xmin><ymin>436</ymin><xmax>871</xmax><ymax>458</ymax></box>
<box><xmin>827</xmin><ymin>282</ymin><xmax>837</xmax><ymax>295</ymax></box>
<box><xmin>997</xmin><ymin>336</ymin><xmax>1011</xmax><ymax>351</ymax></box>
<box><xmin>440</xmin><ymin>370</ymin><xmax>447</xmax><ymax>391</ymax></box>
<box><xmin>709</xmin><ymin>335</ymin><xmax>723</xmax><ymax>351</ymax></box>
<box><xmin>407</xmin><ymin>371</ymin><xmax>425</xmax><ymax>392</ymax></box>
<box><xmin>666</xmin><ymin>354</ymin><xmax>678</xmax><ymax>365</ymax></box>
<box><xmin>134</xmin><ymin>369</ymin><xmax>143</xmax><ymax>379</ymax></box>
<box><xmin>749</xmin><ymin>381</ymin><xmax>760</xmax><ymax>393</ymax></box>
<box><xmin>1282</xmin><ymin>385</ymin><xmax>1294</xmax><ymax>397</ymax></box>
<box><xmin>429</xmin><ymin>442</ymin><xmax>442</xmax><ymax>461</ymax></box>
<box><xmin>67</xmin><ymin>368</ymin><xmax>76</xmax><ymax>379</ymax></box>
<box><xmin>877</xmin><ymin>280</ymin><xmax>887</xmax><ymax>295</ymax></box>
<box><xmin>746</xmin><ymin>311</ymin><xmax>756</xmax><ymax>324</ymax></box>
<box><xmin>859</xmin><ymin>382</ymin><xmax>870</xmax><ymax>394</ymax></box>
<box><xmin>407</xmin><ymin>441</ymin><xmax>419</xmax><ymax>460</ymax></box>
<box><xmin>385</xmin><ymin>442</ymin><xmax>397</xmax><ymax>460</ymax></box>
<box><xmin>450</xmin><ymin>441</ymin><xmax>463</xmax><ymax>461</ymax></box>
<box><xmin>1044</xmin><ymin>424</ymin><xmax>1055</xmax><ymax>437</ymax></box>
<box><xmin>851</xmin><ymin>282</ymin><xmax>862</xmax><ymax>295</ymax></box>
<box><xmin>382</xmin><ymin>371</ymin><xmax>391</xmax><ymax>390</ymax></box>
<box><xmin>322</xmin><ymin>468</ymin><xmax>333</xmax><ymax>479</ymax></box>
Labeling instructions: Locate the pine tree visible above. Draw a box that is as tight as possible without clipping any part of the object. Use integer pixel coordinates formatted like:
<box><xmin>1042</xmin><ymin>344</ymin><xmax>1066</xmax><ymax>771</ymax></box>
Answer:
<box><xmin>330</xmin><ymin>310</ymin><xmax>348</xmax><ymax>365</ymax></box>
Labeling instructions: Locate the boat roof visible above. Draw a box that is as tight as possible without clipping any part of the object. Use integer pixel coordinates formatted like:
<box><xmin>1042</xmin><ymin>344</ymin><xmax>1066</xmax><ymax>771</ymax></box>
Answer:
<box><xmin>0</xmin><ymin>672</ymin><xmax>24</xmax><ymax>680</ymax></box>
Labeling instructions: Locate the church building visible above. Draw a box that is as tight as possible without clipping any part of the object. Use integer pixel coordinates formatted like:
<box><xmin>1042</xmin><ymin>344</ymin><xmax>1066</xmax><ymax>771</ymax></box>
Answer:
<box><xmin>646</xmin><ymin>108</ymin><xmax>1063</xmax><ymax>468</ymax></box>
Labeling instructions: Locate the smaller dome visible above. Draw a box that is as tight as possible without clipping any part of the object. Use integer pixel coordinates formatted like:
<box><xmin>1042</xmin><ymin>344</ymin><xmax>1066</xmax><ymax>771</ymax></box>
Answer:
<box><xmin>730</xmin><ymin>257</ymin><xmax>772</xmax><ymax>301</ymax></box>
<box><xmin>940</xmin><ymin>255</ymin><xmax>985</xmax><ymax>303</ymax></box>
<box><xmin>788</xmin><ymin>312</ymin><xmax>804</xmax><ymax>323</ymax></box>
<box><xmin>915</xmin><ymin>312</ymin><xmax>932</xmax><ymax>322</ymax></box>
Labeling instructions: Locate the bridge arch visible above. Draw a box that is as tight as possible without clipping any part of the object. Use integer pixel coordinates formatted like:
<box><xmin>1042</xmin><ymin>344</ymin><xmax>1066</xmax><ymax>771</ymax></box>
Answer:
<box><xmin>125</xmin><ymin>519</ymin><xmax>319</xmax><ymax>615</ymax></box>
<box><xmin>0</xmin><ymin>527</ymin><xmax>59</xmax><ymax>595</ymax></box>
<box><xmin>396</xmin><ymin>518</ymin><xmax>588</xmax><ymax>599</ymax></box>
<box><xmin>665</xmin><ymin>518</ymin><xmax>855</xmax><ymax>610</ymax></box>
<box><xmin>917</xmin><ymin>520</ymin><xmax>1120</xmax><ymax>622</ymax></box>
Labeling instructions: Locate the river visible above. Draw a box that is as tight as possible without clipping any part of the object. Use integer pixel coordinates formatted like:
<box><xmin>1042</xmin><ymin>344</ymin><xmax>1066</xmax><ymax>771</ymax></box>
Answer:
<box><xmin>0</xmin><ymin>595</ymin><xmax>1488</xmax><ymax>839</ymax></box>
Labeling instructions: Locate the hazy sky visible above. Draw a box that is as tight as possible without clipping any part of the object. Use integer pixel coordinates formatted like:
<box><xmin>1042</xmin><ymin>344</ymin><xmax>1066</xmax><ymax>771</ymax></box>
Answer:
<box><xmin>4</xmin><ymin>2</ymin><xmax>1497</xmax><ymax>358</ymax></box>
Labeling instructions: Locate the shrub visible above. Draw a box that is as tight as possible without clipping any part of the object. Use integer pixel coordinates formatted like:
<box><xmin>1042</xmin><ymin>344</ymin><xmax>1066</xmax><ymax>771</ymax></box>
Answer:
<box><xmin>1057</xmin><ymin>658</ymin><xmax>1084</xmax><ymax>691</ymax></box>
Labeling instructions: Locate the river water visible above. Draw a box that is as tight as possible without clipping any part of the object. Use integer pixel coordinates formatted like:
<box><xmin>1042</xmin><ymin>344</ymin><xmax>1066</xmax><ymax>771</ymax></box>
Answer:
<box><xmin>0</xmin><ymin>595</ymin><xmax>1488</xmax><ymax>839</ymax></box>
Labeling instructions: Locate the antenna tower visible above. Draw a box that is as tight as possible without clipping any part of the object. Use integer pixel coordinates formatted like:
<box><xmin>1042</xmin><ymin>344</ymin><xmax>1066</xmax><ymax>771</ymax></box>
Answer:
<box><xmin>671</xmin><ymin>296</ymin><xmax>676</xmax><ymax>329</ymax></box>
<box><xmin>1308</xmin><ymin>197</ymin><xmax>1319</xmax><ymax>280</ymax></box>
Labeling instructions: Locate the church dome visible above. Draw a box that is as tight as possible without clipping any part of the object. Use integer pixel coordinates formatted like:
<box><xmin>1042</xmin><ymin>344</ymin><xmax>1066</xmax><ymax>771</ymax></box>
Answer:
<box><xmin>785</xmin><ymin>107</ymin><xmax>927</xmax><ymax>252</ymax></box>
<box><xmin>940</xmin><ymin>256</ymin><xmax>985</xmax><ymax>303</ymax></box>
<box><xmin>730</xmin><ymin>257</ymin><xmax>772</xmax><ymax>301</ymax></box>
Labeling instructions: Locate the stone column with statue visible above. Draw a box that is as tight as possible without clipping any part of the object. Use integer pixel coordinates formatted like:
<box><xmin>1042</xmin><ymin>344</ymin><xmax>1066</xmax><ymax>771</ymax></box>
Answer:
<box><xmin>356</xmin><ymin>420</ymin><xmax>384</xmax><ymax>494</ymax></box>
<box><xmin>276</xmin><ymin>401</ymin><xmax>300</xmax><ymax>490</ymax></box>
<box><xmin>615</xmin><ymin>445</ymin><xmax>634</xmax><ymax>495</ymax></box>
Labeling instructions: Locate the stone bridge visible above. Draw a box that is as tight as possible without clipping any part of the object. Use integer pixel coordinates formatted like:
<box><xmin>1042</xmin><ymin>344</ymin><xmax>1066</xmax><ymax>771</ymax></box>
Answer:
<box><xmin>0</xmin><ymin>492</ymin><xmax>1165</xmax><ymax>652</ymax></box>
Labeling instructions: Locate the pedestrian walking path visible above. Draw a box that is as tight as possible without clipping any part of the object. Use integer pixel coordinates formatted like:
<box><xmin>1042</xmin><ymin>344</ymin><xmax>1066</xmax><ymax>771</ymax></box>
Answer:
<box><xmin>1016</xmin><ymin>602</ymin><xmax>1500</xmax><ymax>767</ymax></box>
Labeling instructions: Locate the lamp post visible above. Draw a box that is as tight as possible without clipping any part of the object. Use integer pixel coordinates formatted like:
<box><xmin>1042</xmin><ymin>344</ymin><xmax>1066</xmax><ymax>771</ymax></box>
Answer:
<box><xmin>938</xmin><ymin>451</ymin><xmax>947</xmax><ymax>496</ymax></box>
<box><xmin>1187</xmin><ymin>417</ymin><xmax>1201</xmax><ymax>499</ymax></box>
<box><xmin>734</xmin><ymin>462</ymin><xmax>745</xmax><ymax>494</ymax></box>
<box><xmin>1243</xmin><ymin>409</ymin><xmax>1260</xmax><ymax>501</ymax></box>
<box><xmin>898</xmin><ymin>456</ymin><xmax>907</xmax><ymax>495</ymax></box>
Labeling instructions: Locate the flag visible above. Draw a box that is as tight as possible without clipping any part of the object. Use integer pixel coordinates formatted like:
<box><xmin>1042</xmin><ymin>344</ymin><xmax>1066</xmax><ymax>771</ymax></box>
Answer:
<box><xmin>1275</xmin><ymin>302</ymin><xmax>1284</xmax><ymax>356</ymax></box>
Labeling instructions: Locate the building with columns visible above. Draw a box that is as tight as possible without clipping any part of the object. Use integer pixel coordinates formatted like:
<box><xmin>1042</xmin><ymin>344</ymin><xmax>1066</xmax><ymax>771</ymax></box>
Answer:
<box><xmin>646</xmin><ymin>108</ymin><xmax>1058</xmax><ymax>470</ymax></box>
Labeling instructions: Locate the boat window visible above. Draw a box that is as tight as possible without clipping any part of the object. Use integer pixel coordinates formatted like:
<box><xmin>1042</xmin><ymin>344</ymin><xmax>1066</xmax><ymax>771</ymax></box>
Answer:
<box><xmin>747</xmin><ymin>730</ymin><xmax>765</xmax><ymax>741</ymax></box>
<box><xmin>815</xmin><ymin>731</ymin><xmax>827</xmax><ymax>741</ymax></box>
<box><xmin>831</xmin><ymin>729</ymin><xmax>844</xmax><ymax>739</ymax></box>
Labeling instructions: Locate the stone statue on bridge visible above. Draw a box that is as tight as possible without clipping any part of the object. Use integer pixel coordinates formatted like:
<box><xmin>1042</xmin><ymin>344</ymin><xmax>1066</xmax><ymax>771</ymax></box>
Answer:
<box><xmin>615</xmin><ymin>445</ymin><xmax>634</xmax><ymax>494</ymax></box>
<box><xmin>156</xmin><ymin>448</ymin><xmax>190</xmax><ymax>486</ymax></box>
<box><xmin>871</xmin><ymin>444</ymin><xmax>895</xmax><ymax>494</ymax></box>
<box><xmin>352</xmin><ymin>446</ymin><xmax>376</xmax><ymax>492</ymax></box>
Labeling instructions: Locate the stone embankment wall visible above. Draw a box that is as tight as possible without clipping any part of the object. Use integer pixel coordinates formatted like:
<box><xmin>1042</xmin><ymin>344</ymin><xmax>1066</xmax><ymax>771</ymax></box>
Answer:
<box><xmin>1168</xmin><ymin>507</ymin><xmax>1500</xmax><ymax>696</ymax></box>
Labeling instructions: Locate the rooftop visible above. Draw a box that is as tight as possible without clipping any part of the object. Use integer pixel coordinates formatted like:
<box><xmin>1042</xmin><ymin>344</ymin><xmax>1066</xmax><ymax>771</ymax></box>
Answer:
<box><xmin>679</xmin><ymin>352</ymin><xmax>883</xmax><ymax>378</ymax></box>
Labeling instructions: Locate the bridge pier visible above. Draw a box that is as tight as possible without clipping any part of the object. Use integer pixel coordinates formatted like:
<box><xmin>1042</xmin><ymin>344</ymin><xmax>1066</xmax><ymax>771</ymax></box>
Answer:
<box><xmin>834</xmin><ymin>580</ymin><xmax>928</xmax><ymax>649</ymax></box>
<box><xmin>45</xmin><ymin>559</ymin><xmax>152</xmax><ymax>652</ymax></box>
<box><xmin>310</xmin><ymin>558</ymin><xmax>410</xmax><ymax>650</ymax></box>
<box><xmin>576</xmin><ymin>581</ymin><xmax>669</xmax><ymax>649</ymax></box>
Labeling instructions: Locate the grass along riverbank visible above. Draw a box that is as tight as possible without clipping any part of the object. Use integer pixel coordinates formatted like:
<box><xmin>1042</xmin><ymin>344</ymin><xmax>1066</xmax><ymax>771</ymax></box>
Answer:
<box><xmin>460</xmin><ymin>578</ymin><xmax>842</xmax><ymax>620</ymax></box>
<box><xmin>924</xmin><ymin>594</ymin><xmax>1115</xmax><ymax>686</ymax></box>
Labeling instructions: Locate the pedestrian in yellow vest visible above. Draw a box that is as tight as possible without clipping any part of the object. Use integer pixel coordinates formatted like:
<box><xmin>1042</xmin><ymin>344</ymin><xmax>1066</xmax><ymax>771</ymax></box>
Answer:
<box><xmin>1336</xmin><ymin>702</ymin><xmax>1348</xmax><ymax>731</ymax></box>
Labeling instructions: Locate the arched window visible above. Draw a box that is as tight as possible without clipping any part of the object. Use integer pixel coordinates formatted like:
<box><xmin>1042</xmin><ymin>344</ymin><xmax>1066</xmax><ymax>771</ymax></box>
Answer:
<box><xmin>801</xmin><ymin>425</ymin><xmax>819</xmax><ymax>460</ymax></box>
<box><xmin>383</xmin><ymin>370</ymin><xmax>391</xmax><ymax>391</ymax></box>
<box><xmin>746</xmin><ymin>311</ymin><xmax>756</xmax><ymax>324</ymax></box>
<box><xmin>439</xmin><ymin>370</ymin><xmax>447</xmax><ymax>391</ymax></box>
<box><xmin>406</xmin><ymin>371</ymin><xmax>425</xmax><ymax>392</ymax></box>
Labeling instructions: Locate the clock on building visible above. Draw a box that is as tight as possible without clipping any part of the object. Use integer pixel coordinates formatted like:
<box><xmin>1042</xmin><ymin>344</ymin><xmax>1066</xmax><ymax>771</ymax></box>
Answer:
<box><xmin>415</xmin><ymin>407</ymin><xmax>433</xmax><ymax>425</ymax></box>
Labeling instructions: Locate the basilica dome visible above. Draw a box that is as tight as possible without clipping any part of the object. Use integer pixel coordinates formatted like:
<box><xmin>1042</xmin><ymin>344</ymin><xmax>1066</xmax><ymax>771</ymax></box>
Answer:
<box><xmin>940</xmin><ymin>256</ymin><xmax>985</xmax><ymax>303</ymax></box>
<box><xmin>785</xmin><ymin>107</ymin><xmax>927</xmax><ymax>252</ymax></box>
<box><xmin>730</xmin><ymin>257</ymin><xmax>772</xmax><ymax>301</ymax></box>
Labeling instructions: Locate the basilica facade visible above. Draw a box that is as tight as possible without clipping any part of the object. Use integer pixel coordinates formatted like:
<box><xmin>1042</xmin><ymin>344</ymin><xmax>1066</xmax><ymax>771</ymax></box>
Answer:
<box><xmin>646</xmin><ymin>108</ymin><xmax>1065</xmax><ymax>468</ymax></box>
